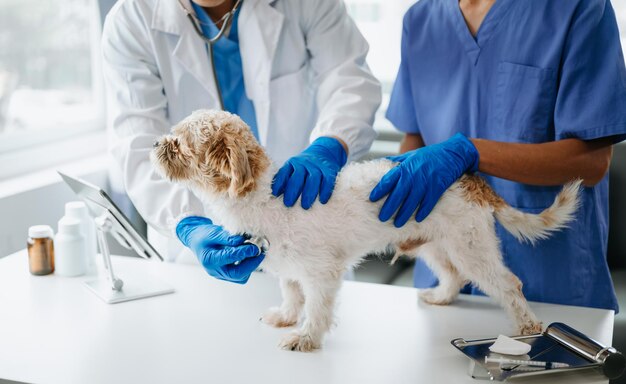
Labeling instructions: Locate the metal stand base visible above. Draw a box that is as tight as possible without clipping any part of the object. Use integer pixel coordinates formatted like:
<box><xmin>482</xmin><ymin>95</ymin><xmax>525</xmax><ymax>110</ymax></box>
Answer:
<box><xmin>84</xmin><ymin>276</ymin><xmax>174</xmax><ymax>304</ymax></box>
<box><xmin>84</xmin><ymin>212</ymin><xmax>175</xmax><ymax>304</ymax></box>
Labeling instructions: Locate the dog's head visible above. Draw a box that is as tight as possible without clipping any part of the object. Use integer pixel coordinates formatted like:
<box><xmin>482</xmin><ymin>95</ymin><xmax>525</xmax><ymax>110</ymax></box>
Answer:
<box><xmin>151</xmin><ymin>109</ymin><xmax>270</xmax><ymax>198</ymax></box>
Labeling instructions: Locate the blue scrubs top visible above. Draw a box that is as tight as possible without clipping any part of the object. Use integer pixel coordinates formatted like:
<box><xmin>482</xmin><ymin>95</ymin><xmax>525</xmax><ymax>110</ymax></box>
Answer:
<box><xmin>191</xmin><ymin>1</ymin><xmax>259</xmax><ymax>139</ymax></box>
<box><xmin>387</xmin><ymin>0</ymin><xmax>626</xmax><ymax>311</ymax></box>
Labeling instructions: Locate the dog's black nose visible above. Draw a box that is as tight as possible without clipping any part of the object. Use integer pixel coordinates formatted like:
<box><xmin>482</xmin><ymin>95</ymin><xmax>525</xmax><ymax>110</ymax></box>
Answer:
<box><xmin>153</xmin><ymin>140</ymin><xmax>160</xmax><ymax>148</ymax></box>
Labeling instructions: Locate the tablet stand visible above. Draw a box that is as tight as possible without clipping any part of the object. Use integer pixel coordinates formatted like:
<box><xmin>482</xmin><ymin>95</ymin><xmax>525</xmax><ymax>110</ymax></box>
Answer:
<box><xmin>83</xmin><ymin>212</ymin><xmax>174</xmax><ymax>304</ymax></box>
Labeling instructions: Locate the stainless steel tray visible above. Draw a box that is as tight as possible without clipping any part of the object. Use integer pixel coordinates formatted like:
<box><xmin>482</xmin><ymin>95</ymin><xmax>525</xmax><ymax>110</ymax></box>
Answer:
<box><xmin>451</xmin><ymin>322</ymin><xmax>625</xmax><ymax>381</ymax></box>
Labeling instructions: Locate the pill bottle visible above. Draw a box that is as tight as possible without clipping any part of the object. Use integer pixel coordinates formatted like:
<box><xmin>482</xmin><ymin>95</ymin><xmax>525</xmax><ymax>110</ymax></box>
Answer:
<box><xmin>64</xmin><ymin>201</ymin><xmax>97</xmax><ymax>274</ymax></box>
<box><xmin>27</xmin><ymin>225</ymin><xmax>55</xmax><ymax>275</ymax></box>
<box><xmin>55</xmin><ymin>217</ymin><xmax>86</xmax><ymax>277</ymax></box>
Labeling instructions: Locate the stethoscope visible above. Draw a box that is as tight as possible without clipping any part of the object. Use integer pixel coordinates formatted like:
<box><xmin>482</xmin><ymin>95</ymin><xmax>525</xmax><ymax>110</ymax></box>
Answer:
<box><xmin>176</xmin><ymin>0</ymin><xmax>244</xmax><ymax>109</ymax></box>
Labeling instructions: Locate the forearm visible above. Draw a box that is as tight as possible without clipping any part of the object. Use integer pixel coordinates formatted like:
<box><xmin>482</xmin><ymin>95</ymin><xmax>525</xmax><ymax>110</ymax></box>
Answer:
<box><xmin>305</xmin><ymin>0</ymin><xmax>381</xmax><ymax>161</ymax></box>
<box><xmin>471</xmin><ymin>137</ymin><xmax>614</xmax><ymax>186</ymax></box>
<box><xmin>399</xmin><ymin>133</ymin><xmax>613</xmax><ymax>186</ymax></box>
<box><xmin>311</xmin><ymin>64</ymin><xmax>380</xmax><ymax>161</ymax></box>
<box><xmin>400</xmin><ymin>133</ymin><xmax>425</xmax><ymax>153</ymax></box>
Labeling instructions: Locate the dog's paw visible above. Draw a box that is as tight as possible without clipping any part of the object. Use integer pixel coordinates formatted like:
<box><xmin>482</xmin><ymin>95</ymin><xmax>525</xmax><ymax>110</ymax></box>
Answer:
<box><xmin>260</xmin><ymin>307</ymin><xmax>297</xmax><ymax>328</ymax></box>
<box><xmin>517</xmin><ymin>321</ymin><xmax>543</xmax><ymax>336</ymax></box>
<box><xmin>279</xmin><ymin>332</ymin><xmax>320</xmax><ymax>352</ymax></box>
<box><xmin>419</xmin><ymin>288</ymin><xmax>454</xmax><ymax>306</ymax></box>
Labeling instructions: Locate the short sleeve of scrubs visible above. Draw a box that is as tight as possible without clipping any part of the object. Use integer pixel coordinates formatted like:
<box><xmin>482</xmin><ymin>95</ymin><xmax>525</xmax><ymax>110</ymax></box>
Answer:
<box><xmin>386</xmin><ymin>14</ymin><xmax>420</xmax><ymax>135</ymax></box>
<box><xmin>554</xmin><ymin>1</ymin><xmax>626</xmax><ymax>143</ymax></box>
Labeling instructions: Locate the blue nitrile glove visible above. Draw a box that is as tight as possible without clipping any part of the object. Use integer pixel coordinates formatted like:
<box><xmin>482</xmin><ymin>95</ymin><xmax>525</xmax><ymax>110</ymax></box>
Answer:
<box><xmin>370</xmin><ymin>133</ymin><xmax>479</xmax><ymax>228</ymax></box>
<box><xmin>176</xmin><ymin>216</ymin><xmax>264</xmax><ymax>284</ymax></box>
<box><xmin>272</xmin><ymin>137</ymin><xmax>347</xmax><ymax>209</ymax></box>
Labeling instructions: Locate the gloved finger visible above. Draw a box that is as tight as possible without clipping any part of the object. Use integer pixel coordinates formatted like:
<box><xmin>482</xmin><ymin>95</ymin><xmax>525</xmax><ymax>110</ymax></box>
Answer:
<box><xmin>386</xmin><ymin>152</ymin><xmax>411</xmax><ymax>163</ymax></box>
<box><xmin>415</xmin><ymin>181</ymin><xmax>442</xmax><ymax>223</ymax></box>
<box><xmin>210</xmin><ymin>229</ymin><xmax>247</xmax><ymax>246</ymax></box>
<box><xmin>369</xmin><ymin>167</ymin><xmax>400</xmax><ymax>202</ymax></box>
<box><xmin>378</xmin><ymin>174</ymin><xmax>411</xmax><ymax>222</ymax></box>
<box><xmin>176</xmin><ymin>217</ymin><xmax>215</xmax><ymax>246</ymax></box>
<box><xmin>271</xmin><ymin>163</ymin><xmax>294</xmax><ymax>197</ymax></box>
<box><xmin>393</xmin><ymin>188</ymin><xmax>421</xmax><ymax>228</ymax></box>
<box><xmin>192</xmin><ymin>226</ymin><xmax>243</xmax><ymax>249</ymax></box>
<box><xmin>283</xmin><ymin>163</ymin><xmax>307</xmax><ymax>207</ymax></box>
<box><xmin>223</xmin><ymin>254</ymin><xmax>266</xmax><ymax>284</ymax></box>
<box><xmin>222</xmin><ymin>243</ymin><xmax>261</xmax><ymax>264</ymax></box>
<box><xmin>301</xmin><ymin>166</ymin><xmax>322</xmax><ymax>209</ymax></box>
<box><xmin>200</xmin><ymin>244</ymin><xmax>259</xmax><ymax>267</ymax></box>
<box><xmin>319</xmin><ymin>169</ymin><xmax>336</xmax><ymax>204</ymax></box>
<box><xmin>178</xmin><ymin>216</ymin><xmax>213</xmax><ymax>230</ymax></box>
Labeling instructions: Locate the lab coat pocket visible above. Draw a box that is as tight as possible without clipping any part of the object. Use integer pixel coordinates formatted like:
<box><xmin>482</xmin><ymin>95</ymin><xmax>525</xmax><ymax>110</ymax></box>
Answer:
<box><xmin>495</xmin><ymin>62</ymin><xmax>557</xmax><ymax>143</ymax></box>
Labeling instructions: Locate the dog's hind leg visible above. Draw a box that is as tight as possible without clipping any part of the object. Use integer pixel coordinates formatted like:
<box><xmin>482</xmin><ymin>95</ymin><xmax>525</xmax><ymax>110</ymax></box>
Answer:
<box><xmin>261</xmin><ymin>279</ymin><xmax>304</xmax><ymax>328</ymax></box>
<box><xmin>279</xmin><ymin>275</ymin><xmax>342</xmax><ymax>352</ymax></box>
<box><xmin>414</xmin><ymin>243</ymin><xmax>466</xmax><ymax>305</ymax></box>
<box><xmin>446</xmin><ymin>240</ymin><xmax>542</xmax><ymax>335</ymax></box>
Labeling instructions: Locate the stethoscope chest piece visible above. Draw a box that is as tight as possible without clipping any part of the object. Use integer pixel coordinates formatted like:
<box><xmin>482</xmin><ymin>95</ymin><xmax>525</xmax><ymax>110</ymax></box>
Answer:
<box><xmin>245</xmin><ymin>236</ymin><xmax>270</xmax><ymax>256</ymax></box>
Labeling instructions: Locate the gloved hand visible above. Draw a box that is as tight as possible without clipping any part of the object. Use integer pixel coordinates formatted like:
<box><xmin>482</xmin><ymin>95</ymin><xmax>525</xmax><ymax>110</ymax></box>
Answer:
<box><xmin>369</xmin><ymin>133</ymin><xmax>479</xmax><ymax>227</ymax></box>
<box><xmin>176</xmin><ymin>216</ymin><xmax>264</xmax><ymax>284</ymax></box>
<box><xmin>272</xmin><ymin>137</ymin><xmax>347</xmax><ymax>209</ymax></box>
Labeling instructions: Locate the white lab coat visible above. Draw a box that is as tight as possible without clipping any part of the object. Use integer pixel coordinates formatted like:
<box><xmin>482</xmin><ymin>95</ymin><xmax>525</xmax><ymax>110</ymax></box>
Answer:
<box><xmin>102</xmin><ymin>0</ymin><xmax>381</xmax><ymax>262</ymax></box>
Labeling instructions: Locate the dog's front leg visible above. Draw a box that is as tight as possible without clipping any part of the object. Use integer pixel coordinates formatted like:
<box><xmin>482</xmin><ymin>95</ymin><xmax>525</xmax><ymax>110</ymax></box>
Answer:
<box><xmin>279</xmin><ymin>276</ymin><xmax>342</xmax><ymax>352</ymax></box>
<box><xmin>261</xmin><ymin>278</ymin><xmax>304</xmax><ymax>328</ymax></box>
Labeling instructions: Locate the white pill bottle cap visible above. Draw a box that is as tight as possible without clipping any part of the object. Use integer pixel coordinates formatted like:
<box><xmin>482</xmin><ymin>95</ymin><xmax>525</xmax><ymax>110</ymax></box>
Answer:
<box><xmin>65</xmin><ymin>201</ymin><xmax>88</xmax><ymax>219</ymax></box>
<box><xmin>28</xmin><ymin>225</ymin><xmax>54</xmax><ymax>239</ymax></box>
<box><xmin>58</xmin><ymin>218</ymin><xmax>82</xmax><ymax>235</ymax></box>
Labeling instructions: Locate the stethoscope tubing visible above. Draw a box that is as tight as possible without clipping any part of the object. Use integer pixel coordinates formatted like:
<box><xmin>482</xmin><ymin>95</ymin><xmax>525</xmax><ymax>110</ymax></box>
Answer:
<box><xmin>177</xmin><ymin>0</ymin><xmax>244</xmax><ymax>109</ymax></box>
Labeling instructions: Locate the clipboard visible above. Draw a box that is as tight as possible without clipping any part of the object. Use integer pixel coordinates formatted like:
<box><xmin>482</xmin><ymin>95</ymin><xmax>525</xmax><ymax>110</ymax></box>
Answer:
<box><xmin>451</xmin><ymin>322</ymin><xmax>625</xmax><ymax>381</ymax></box>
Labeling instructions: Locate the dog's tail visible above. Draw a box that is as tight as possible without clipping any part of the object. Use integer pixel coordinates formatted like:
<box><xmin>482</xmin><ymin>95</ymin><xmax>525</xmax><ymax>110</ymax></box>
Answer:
<box><xmin>492</xmin><ymin>180</ymin><xmax>582</xmax><ymax>245</ymax></box>
<box><xmin>458</xmin><ymin>175</ymin><xmax>582</xmax><ymax>245</ymax></box>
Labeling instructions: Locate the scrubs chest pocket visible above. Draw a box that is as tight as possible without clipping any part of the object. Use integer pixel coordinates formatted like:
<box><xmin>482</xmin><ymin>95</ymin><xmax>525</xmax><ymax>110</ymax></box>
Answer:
<box><xmin>494</xmin><ymin>62</ymin><xmax>557</xmax><ymax>142</ymax></box>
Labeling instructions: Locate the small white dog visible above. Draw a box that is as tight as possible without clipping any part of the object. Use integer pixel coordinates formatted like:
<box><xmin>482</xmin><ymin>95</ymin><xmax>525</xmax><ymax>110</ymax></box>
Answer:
<box><xmin>151</xmin><ymin>110</ymin><xmax>581</xmax><ymax>352</ymax></box>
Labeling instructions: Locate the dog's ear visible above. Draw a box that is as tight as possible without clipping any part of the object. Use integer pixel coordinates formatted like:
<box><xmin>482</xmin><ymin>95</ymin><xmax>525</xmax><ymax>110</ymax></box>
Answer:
<box><xmin>224</xmin><ymin>134</ymin><xmax>255</xmax><ymax>198</ymax></box>
<box><xmin>202</xmin><ymin>129</ymin><xmax>255</xmax><ymax>197</ymax></box>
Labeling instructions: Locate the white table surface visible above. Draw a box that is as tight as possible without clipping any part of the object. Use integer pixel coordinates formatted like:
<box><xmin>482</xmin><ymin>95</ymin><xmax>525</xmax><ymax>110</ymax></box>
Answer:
<box><xmin>0</xmin><ymin>250</ymin><xmax>614</xmax><ymax>384</ymax></box>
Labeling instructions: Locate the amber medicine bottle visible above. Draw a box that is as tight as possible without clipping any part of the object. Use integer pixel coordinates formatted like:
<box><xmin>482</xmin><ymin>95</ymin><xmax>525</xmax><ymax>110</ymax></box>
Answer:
<box><xmin>27</xmin><ymin>225</ymin><xmax>55</xmax><ymax>275</ymax></box>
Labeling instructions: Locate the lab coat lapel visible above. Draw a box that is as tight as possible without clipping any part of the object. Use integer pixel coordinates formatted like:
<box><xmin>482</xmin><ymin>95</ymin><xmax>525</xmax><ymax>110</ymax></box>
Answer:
<box><xmin>152</xmin><ymin>0</ymin><xmax>221</xmax><ymax>106</ymax></box>
<box><xmin>239</xmin><ymin>0</ymin><xmax>284</xmax><ymax>145</ymax></box>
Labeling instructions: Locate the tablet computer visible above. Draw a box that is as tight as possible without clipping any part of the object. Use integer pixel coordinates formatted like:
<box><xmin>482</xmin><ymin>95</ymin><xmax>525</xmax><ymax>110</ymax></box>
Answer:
<box><xmin>58</xmin><ymin>172</ymin><xmax>163</xmax><ymax>262</ymax></box>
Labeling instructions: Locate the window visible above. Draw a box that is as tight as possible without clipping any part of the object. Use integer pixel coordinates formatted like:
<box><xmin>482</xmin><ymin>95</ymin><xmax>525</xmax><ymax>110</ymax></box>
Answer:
<box><xmin>0</xmin><ymin>0</ymin><xmax>105</xmax><ymax>180</ymax></box>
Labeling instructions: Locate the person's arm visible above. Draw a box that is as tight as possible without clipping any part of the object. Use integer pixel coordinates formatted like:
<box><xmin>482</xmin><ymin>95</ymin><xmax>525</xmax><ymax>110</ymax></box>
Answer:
<box><xmin>400</xmin><ymin>133</ymin><xmax>614</xmax><ymax>187</ymax></box>
<box><xmin>400</xmin><ymin>133</ymin><xmax>425</xmax><ymax>153</ymax></box>
<box><xmin>472</xmin><ymin>137</ymin><xmax>613</xmax><ymax>187</ymax></box>
<box><xmin>271</xmin><ymin>0</ymin><xmax>381</xmax><ymax>209</ymax></box>
<box><xmin>301</xmin><ymin>0</ymin><xmax>382</xmax><ymax>161</ymax></box>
